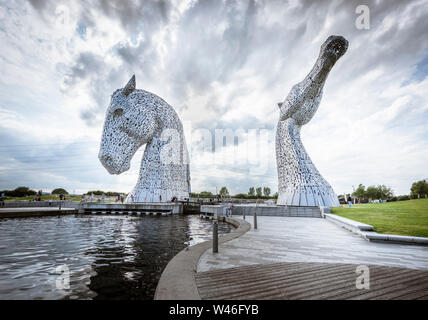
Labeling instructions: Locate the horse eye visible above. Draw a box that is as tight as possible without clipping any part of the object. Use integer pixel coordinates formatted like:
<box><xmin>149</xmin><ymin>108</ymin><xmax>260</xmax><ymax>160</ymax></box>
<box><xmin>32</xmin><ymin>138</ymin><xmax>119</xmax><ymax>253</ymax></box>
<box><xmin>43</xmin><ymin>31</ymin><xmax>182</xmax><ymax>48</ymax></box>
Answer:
<box><xmin>113</xmin><ymin>108</ymin><xmax>123</xmax><ymax>117</ymax></box>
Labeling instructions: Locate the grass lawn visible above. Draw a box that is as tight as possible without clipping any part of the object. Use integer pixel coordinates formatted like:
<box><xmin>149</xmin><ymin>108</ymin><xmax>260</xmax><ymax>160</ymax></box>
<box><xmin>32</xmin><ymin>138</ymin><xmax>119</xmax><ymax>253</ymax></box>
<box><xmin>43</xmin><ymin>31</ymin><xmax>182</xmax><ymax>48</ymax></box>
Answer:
<box><xmin>331</xmin><ymin>199</ymin><xmax>428</xmax><ymax>238</ymax></box>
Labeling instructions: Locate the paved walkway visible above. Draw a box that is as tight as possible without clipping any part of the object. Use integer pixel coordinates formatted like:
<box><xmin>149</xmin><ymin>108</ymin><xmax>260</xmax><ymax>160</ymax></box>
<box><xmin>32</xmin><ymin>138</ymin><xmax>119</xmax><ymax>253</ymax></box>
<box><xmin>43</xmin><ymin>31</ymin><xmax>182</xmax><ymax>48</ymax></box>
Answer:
<box><xmin>198</xmin><ymin>216</ymin><xmax>428</xmax><ymax>272</ymax></box>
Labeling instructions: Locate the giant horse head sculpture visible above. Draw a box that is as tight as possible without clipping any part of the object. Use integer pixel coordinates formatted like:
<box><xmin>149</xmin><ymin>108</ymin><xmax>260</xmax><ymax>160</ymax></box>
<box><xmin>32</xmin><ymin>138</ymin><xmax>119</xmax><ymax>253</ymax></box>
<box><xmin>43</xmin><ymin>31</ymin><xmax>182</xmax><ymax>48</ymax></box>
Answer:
<box><xmin>276</xmin><ymin>35</ymin><xmax>348</xmax><ymax>207</ymax></box>
<box><xmin>98</xmin><ymin>75</ymin><xmax>190</xmax><ymax>203</ymax></box>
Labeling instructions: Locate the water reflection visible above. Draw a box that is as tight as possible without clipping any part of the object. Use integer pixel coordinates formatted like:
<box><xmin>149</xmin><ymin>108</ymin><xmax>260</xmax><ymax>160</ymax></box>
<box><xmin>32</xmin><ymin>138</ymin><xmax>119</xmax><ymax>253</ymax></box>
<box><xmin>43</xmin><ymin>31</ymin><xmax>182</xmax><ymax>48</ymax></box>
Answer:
<box><xmin>0</xmin><ymin>214</ymin><xmax>232</xmax><ymax>300</ymax></box>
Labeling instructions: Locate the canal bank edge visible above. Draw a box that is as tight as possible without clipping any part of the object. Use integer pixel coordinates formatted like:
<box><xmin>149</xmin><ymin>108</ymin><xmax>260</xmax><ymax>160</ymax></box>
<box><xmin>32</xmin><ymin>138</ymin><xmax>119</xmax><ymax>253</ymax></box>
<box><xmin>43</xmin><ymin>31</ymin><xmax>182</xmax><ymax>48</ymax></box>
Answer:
<box><xmin>154</xmin><ymin>217</ymin><xmax>251</xmax><ymax>300</ymax></box>
<box><xmin>0</xmin><ymin>207</ymin><xmax>77</xmax><ymax>218</ymax></box>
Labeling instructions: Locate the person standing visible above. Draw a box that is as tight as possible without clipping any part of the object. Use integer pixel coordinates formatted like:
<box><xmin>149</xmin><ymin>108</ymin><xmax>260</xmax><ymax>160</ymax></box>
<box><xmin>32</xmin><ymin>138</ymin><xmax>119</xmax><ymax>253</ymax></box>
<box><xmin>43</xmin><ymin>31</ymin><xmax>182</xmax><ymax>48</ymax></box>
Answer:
<box><xmin>347</xmin><ymin>195</ymin><xmax>352</xmax><ymax>208</ymax></box>
<box><xmin>1</xmin><ymin>192</ymin><xmax>5</xmax><ymax>207</ymax></box>
<box><xmin>227</xmin><ymin>202</ymin><xmax>232</xmax><ymax>217</ymax></box>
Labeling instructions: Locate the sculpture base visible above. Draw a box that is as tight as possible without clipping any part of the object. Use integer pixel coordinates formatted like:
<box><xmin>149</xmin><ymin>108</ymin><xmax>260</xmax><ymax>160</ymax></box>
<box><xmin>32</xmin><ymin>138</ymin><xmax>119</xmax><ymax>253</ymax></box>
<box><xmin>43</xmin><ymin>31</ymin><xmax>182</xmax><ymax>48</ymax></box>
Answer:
<box><xmin>277</xmin><ymin>189</ymin><xmax>340</xmax><ymax>207</ymax></box>
<box><xmin>201</xmin><ymin>204</ymin><xmax>323</xmax><ymax>218</ymax></box>
<box><xmin>126</xmin><ymin>189</ymin><xmax>189</xmax><ymax>203</ymax></box>
<box><xmin>81</xmin><ymin>202</ymin><xmax>183</xmax><ymax>214</ymax></box>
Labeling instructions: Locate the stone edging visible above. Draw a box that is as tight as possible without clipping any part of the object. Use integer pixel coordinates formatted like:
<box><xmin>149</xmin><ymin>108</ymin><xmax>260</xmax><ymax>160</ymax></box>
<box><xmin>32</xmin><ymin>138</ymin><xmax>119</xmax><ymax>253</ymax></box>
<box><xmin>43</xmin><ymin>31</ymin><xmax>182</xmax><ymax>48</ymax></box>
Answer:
<box><xmin>154</xmin><ymin>217</ymin><xmax>251</xmax><ymax>300</ymax></box>
<box><xmin>324</xmin><ymin>213</ymin><xmax>374</xmax><ymax>232</ymax></box>
<box><xmin>324</xmin><ymin>213</ymin><xmax>428</xmax><ymax>245</ymax></box>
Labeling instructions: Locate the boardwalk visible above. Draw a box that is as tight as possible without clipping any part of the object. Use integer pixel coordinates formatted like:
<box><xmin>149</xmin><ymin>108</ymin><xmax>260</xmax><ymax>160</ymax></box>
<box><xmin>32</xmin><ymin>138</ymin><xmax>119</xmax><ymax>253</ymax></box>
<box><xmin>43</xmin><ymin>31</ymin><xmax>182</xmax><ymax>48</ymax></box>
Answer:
<box><xmin>196</xmin><ymin>261</ymin><xmax>428</xmax><ymax>300</ymax></box>
<box><xmin>195</xmin><ymin>216</ymin><xmax>428</xmax><ymax>300</ymax></box>
<box><xmin>198</xmin><ymin>217</ymin><xmax>428</xmax><ymax>272</ymax></box>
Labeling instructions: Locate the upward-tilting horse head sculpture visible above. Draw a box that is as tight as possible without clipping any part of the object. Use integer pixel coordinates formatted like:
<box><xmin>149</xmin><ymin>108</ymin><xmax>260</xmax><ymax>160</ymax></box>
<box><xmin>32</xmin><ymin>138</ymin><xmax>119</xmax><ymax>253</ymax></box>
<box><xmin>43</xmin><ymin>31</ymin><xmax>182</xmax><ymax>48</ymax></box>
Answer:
<box><xmin>98</xmin><ymin>75</ymin><xmax>191</xmax><ymax>203</ymax></box>
<box><xmin>276</xmin><ymin>35</ymin><xmax>348</xmax><ymax>207</ymax></box>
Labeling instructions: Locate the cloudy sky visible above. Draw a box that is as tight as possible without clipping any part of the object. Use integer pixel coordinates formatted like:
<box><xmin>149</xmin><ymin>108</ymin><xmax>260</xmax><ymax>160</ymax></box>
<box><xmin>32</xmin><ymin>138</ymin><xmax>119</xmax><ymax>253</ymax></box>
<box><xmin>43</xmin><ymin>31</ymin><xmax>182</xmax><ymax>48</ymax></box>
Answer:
<box><xmin>0</xmin><ymin>0</ymin><xmax>427</xmax><ymax>196</ymax></box>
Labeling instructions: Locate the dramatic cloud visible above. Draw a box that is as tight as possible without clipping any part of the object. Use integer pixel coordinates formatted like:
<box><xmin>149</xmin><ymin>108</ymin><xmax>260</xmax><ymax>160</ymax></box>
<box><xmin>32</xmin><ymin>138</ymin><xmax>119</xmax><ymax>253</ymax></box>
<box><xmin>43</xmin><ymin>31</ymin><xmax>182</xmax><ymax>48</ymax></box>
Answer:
<box><xmin>0</xmin><ymin>0</ymin><xmax>427</xmax><ymax>196</ymax></box>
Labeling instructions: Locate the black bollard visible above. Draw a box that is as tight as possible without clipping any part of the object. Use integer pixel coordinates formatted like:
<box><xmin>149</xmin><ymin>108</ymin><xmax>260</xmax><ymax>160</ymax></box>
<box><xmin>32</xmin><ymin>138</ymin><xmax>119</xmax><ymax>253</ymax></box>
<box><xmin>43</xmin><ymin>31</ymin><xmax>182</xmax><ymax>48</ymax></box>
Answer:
<box><xmin>254</xmin><ymin>208</ymin><xmax>257</xmax><ymax>230</ymax></box>
<box><xmin>213</xmin><ymin>221</ymin><xmax>218</xmax><ymax>253</ymax></box>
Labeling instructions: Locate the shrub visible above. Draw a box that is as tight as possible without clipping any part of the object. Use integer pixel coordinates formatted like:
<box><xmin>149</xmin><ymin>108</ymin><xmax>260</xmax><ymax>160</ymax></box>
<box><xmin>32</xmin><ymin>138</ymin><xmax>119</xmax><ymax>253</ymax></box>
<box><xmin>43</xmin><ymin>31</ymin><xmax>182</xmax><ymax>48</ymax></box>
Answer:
<box><xmin>86</xmin><ymin>190</ymin><xmax>104</xmax><ymax>195</ymax></box>
<box><xmin>410</xmin><ymin>180</ymin><xmax>428</xmax><ymax>198</ymax></box>
<box><xmin>233</xmin><ymin>193</ymin><xmax>249</xmax><ymax>199</ymax></box>
<box><xmin>0</xmin><ymin>187</ymin><xmax>37</xmax><ymax>197</ymax></box>
<box><xmin>52</xmin><ymin>188</ymin><xmax>69</xmax><ymax>195</ymax></box>
<box><xmin>397</xmin><ymin>195</ymin><xmax>410</xmax><ymax>201</ymax></box>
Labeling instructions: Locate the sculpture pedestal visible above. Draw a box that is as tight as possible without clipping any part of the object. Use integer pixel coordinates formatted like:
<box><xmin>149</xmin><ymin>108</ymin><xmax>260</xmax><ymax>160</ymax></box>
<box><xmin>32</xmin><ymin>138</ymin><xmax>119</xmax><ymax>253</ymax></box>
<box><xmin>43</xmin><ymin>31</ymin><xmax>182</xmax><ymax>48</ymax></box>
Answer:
<box><xmin>277</xmin><ymin>188</ymin><xmax>339</xmax><ymax>207</ymax></box>
<box><xmin>203</xmin><ymin>204</ymin><xmax>323</xmax><ymax>218</ymax></box>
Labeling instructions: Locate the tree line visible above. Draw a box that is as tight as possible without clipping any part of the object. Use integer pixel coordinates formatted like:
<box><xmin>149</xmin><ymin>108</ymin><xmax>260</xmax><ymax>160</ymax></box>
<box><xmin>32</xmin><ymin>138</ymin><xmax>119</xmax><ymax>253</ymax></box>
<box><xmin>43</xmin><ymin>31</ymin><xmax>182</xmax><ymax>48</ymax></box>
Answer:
<box><xmin>350</xmin><ymin>179</ymin><xmax>428</xmax><ymax>202</ymax></box>
<box><xmin>190</xmin><ymin>186</ymin><xmax>278</xmax><ymax>199</ymax></box>
<box><xmin>351</xmin><ymin>184</ymin><xmax>394</xmax><ymax>201</ymax></box>
<box><xmin>0</xmin><ymin>187</ymin><xmax>125</xmax><ymax>198</ymax></box>
<box><xmin>0</xmin><ymin>186</ymin><xmax>73</xmax><ymax>197</ymax></box>
<box><xmin>0</xmin><ymin>186</ymin><xmax>38</xmax><ymax>197</ymax></box>
<box><xmin>3</xmin><ymin>179</ymin><xmax>427</xmax><ymax>201</ymax></box>
<box><xmin>84</xmin><ymin>190</ymin><xmax>124</xmax><ymax>196</ymax></box>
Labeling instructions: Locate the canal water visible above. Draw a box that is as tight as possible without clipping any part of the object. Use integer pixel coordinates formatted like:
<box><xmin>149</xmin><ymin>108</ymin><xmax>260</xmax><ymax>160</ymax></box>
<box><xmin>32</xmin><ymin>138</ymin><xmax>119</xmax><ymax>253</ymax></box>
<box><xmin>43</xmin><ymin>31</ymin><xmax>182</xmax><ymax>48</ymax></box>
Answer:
<box><xmin>0</xmin><ymin>214</ymin><xmax>233</xmax><ymax>300</ymax></box>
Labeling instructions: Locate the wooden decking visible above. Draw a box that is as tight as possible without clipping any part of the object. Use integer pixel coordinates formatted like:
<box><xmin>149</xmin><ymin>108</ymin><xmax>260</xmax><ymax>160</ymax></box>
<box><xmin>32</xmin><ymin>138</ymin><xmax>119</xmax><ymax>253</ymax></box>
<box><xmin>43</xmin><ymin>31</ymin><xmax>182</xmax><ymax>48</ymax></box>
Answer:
<box><xmin>196</xmin><ymin>262</ymin><xmax>428</xmax><ymax>300</ymax></box>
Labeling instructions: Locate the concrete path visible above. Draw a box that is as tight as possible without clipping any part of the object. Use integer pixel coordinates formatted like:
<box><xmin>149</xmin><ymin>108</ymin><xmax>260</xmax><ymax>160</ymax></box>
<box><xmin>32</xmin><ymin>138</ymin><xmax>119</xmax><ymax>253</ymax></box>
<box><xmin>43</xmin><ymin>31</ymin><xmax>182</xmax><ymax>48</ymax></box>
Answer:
<box><xmin>198</xmin><ymin>216</ymin><xmax>428</xmax><ymax>272</ymax></box>
<box><xmin>0</xmin><ymin>207</ymin><xmax>76</xmax><ymax>218</ymax></box>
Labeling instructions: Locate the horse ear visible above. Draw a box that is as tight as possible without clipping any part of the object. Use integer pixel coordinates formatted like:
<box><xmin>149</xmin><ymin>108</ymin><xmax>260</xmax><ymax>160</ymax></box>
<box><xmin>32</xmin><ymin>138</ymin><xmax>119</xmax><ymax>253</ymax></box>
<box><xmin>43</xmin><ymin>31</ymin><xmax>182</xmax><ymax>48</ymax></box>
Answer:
<box><xmin>277</xmin><ymin>102</ymin><xmax>283</xmax><ymax>108</ymax></box>
<box><xmin>123</xmin><ymin>74</ymin><xmax>136</xmax><ymax>96</ymax></box>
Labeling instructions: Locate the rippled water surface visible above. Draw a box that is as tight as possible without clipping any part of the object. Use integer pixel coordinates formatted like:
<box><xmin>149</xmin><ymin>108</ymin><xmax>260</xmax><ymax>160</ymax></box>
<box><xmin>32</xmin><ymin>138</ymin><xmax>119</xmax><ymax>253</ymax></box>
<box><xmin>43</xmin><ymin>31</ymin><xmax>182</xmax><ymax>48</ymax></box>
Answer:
<box><xmin>0</xmin><ymin>214</ymin><xmax>233</xmax><ymax>300</ymax></box>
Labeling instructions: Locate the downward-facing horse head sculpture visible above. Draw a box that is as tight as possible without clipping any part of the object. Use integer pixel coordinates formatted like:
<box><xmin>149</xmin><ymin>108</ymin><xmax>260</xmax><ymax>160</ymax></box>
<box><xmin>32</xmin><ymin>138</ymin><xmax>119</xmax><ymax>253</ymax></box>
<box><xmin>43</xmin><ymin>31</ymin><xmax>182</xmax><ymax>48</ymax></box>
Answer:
<box><xmin>276</xmin><ymin>35</ymin><xmax>348</xmax><ymax>207</ymax></box>
<box><xmin>98</xmin><ymin>75</ymin><xmax>190</xmax><ymax>203</ymax></box>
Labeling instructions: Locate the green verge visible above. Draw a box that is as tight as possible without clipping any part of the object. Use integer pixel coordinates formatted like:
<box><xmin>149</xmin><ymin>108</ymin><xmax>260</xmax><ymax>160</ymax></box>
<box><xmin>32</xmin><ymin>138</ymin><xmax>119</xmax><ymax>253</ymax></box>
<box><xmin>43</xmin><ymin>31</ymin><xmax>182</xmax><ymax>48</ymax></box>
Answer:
<box><xmin>331</xmin><ymin>198</ymin><xmax>428</xmax><ymax>238</ymax></box>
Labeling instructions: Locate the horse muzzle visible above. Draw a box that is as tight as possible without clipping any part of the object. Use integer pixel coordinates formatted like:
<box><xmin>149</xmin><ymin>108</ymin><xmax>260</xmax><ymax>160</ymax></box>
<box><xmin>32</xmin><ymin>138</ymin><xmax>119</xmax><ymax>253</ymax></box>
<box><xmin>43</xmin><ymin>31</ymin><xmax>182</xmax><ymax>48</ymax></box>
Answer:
<box><xmin>99</xmin><ymin>153</ymin><xmax>129</xmax><ymax>175</ymax></box>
